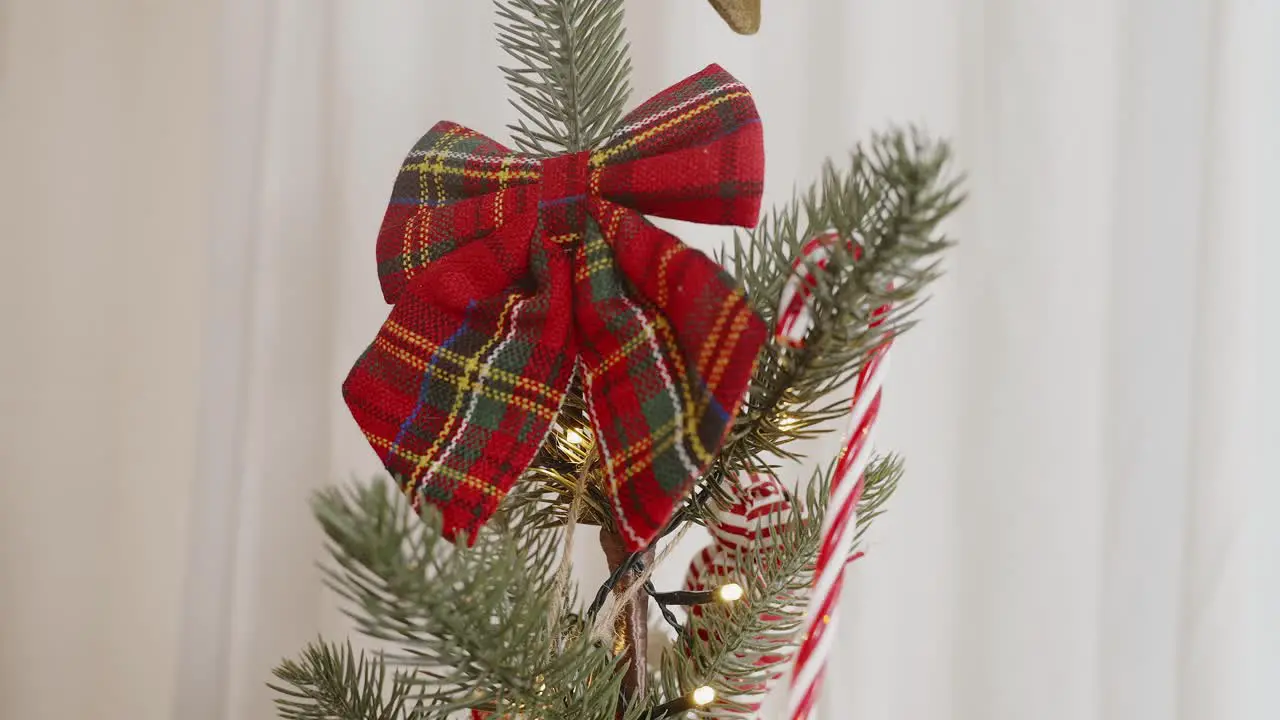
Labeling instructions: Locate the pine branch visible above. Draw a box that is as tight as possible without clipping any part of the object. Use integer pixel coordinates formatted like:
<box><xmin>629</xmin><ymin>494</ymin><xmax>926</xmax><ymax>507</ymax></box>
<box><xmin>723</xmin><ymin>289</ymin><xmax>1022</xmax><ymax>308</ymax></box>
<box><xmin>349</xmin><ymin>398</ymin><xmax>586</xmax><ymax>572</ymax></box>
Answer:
<box><xmin>655</xmin><ymin>457</ymin><xmax>902</xmax><ymax>717</ymax></box>
<box><xmin>271</xmin><ymin>458</ymin><xmax>903</xmax><ymax>719</ymax></box>
<box><xmin>271</xmin><ymin>479</ymin><xmax>628</xmax><ymax>720</ymax></box>
<box><xmin>681</xmin><ymin>128</ymin><xmax>962</xmax><ymax>520</ymax></box>
<box><xmin>657</xmin><ymin>468</ymin><xmax>825</xmax><ymax>717</ymax></box>
<box><xmin>851</xmin><ymin>454</ymin><xmax>903</xmax><ymax>558</ymax></box>
<box><xmin>495</xmin><ymin>0</ymin><xmax>632</xmax><ymax>154</ymax></box>
<box><xmin>270</xmin><ymin>641</ymin><xmax>419</xmax><ymax>720</ymax></box>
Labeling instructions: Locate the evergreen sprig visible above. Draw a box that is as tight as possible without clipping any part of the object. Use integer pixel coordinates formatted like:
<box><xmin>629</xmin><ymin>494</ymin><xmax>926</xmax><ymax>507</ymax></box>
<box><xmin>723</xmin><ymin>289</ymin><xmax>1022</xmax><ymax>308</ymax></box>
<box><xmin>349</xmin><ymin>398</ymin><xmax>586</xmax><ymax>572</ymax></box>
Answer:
<box><xmin>850</xmin><ymin>454</ymin><xmax>903</xmax><ymax>558</ymax></box>
<box><xmin>269</xmin><ymin>456</ymin><xmax>903</xmax><ymax>720</ymax></box>
<box><xmin>270</xmin><ymin>479</ymin><xmax>628</xmax><ymax>720</ymax></box>
<box><xmin>270</xmin><ymin>641</ymin><xmax>418</xmax><ymax>720</ymax></box>
<box><xmin>684</xmin><ymin>129</ymin><xmax>962</xmax><ymax>518</ymax></box>
<box><xmin>495</xmin><ymin>0</ymin><xmax>632</xmax><ymax>154</ymax></box>
<box><xmin>656</xmin><ymin>457</ymin><xmax>902</xmax><ymax>718</ymax></box>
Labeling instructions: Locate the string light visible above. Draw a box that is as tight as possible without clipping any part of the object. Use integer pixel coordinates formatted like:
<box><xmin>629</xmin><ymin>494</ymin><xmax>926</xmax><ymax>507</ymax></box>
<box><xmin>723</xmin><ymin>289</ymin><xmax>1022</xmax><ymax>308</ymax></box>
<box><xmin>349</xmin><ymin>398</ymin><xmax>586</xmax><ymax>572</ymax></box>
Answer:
<box><xmin>692</xmin><ymin>686</ymin><xmax>716</xmax><ymax>706</ymax></box>
<box><xmin>716</xmin><ymin>582</ymin><xmax>744</xmax><ymax>603</ymax></box>
<box><xmin>647</xmin><ymin>685</ymin><xmax>718</xmax><ymax>718</ymax></box>
<box><xmin>650</xmin><ymin>583</ymin><xmax>745</xmax><ymax>607</ymax></box>
<box><xmin>564</xmin><ymin>428</ymin><xmax>586</xmax><ymax>446</ymax></box>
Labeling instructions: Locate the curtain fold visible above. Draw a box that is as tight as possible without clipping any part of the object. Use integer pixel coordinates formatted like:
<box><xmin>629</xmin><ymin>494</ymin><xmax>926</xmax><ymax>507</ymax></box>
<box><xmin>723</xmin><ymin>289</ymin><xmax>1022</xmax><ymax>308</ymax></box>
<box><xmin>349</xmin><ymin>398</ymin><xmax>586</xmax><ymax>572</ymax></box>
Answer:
<box><xmin>1</xmin><ymin>1</ymin><xmax>1275</xmax><ymax>719</ymax></box>
<box><xmin>1</xmin><ymin>2</ymin><xmax>215</xmax><ymax>719</ymax></box>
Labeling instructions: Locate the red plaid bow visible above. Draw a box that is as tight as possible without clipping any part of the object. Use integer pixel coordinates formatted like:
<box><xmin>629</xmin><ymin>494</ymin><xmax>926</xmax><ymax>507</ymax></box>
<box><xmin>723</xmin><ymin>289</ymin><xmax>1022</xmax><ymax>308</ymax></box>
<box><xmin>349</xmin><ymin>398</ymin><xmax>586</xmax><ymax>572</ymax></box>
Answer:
<box><xmin>343</xmin><ymin>64</ymin><xmax>768</xmax><ymax>551</ymax></box>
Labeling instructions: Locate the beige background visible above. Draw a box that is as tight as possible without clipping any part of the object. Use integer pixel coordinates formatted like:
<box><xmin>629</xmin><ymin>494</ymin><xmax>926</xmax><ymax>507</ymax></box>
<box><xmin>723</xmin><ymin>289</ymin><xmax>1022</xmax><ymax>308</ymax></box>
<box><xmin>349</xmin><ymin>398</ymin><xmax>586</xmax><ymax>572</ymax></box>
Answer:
<box><xmin>2</xmin><ymin>1</ymin><xmax>1277</xmax><ymax>719</ymax></box>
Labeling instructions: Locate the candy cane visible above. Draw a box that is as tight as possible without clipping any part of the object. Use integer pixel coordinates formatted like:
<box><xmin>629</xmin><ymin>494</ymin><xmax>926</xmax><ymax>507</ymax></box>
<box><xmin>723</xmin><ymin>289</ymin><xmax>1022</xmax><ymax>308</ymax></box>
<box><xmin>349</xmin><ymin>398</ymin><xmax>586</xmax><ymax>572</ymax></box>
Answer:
<box><xmin>684</xmin><ymin>473</ymin><xmax>804</xmax><ymax>718</ymax></box>
<box><xmin>775</xmin><ymin>232</ymin><xmax>864</xmax><ymax>347</ymax></box>
<box><xmin>779</xmin><ymin>232</ymin><xmax>892</xmax><ymax>720</ymax></box>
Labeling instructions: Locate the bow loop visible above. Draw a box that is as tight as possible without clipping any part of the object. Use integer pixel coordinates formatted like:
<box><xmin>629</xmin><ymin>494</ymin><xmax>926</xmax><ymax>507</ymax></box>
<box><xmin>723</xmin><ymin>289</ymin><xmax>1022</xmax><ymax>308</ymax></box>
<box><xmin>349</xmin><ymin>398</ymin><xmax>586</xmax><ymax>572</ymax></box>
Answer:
<box><xmin>375</xmin><ymin>122</ymin><xmax>541</xmax><ymax>304</ymax></box>
<box><xmin>591</xmin><ymin>64</ymin><xmax>764</xmax><ymax>226</ymax></box>
<box><xmin>345</xmin><ymin>64</ymin><xmax>769</xmax><ymax>551</ymax></box>
<box><xmin>595</xmin><ymin>64</ymin><xmax>758</xmax><ymax>165</ymax></box>
<box><xmin>398</xmin><ymin>121</ymin><xmax>540</xmax><ymax>204</ymax></box>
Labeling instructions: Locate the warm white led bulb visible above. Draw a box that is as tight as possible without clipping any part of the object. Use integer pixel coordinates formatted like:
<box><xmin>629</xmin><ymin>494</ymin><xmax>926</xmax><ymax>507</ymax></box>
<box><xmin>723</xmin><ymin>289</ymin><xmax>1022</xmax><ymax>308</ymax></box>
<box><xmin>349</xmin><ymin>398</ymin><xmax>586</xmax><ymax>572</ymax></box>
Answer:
<box><xmin>716</xmin><ymin>582</ymin><xmax>744</xmax><ymax>602</ymax></box>
<box><xmin>775</xmin><ymin>414</ymin><xmax>801</xmax><ymax>432</ymax></box>
<box><xmin>692</xmin><ymin>686</ymin><xmax>716</xmax><ymax>707</ymax></box>
<box><xmin>564</xmin><ymin>428</ymin><xmax>586</xmax><ymax>446</ymax></box>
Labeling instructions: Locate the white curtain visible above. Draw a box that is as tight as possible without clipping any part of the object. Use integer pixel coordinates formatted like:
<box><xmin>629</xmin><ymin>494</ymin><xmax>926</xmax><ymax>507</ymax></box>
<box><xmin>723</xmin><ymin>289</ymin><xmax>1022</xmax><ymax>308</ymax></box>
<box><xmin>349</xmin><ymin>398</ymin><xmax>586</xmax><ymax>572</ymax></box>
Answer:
<box><xmin>2</xmin><ymin>1</ymin><xmax>1276</xmax><ymax>719</ymax></box>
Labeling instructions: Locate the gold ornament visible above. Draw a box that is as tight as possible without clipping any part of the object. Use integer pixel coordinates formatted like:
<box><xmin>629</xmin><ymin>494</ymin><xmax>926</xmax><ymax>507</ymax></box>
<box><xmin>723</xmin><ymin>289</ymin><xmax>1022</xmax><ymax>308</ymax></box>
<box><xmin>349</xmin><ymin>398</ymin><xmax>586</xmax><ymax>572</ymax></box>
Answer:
<box><xmin>707</xmin><ymin>0</ymin><xmax>761</xmax><ymax>35</ymax></box>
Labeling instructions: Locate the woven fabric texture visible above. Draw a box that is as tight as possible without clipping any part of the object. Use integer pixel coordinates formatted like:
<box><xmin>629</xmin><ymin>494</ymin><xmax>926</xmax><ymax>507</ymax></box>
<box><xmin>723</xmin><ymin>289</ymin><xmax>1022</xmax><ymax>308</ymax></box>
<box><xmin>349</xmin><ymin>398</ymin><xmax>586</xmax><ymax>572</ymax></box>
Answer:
<box><xmin>343</xmin><ymin>64</ymin><xmax>768</xmax><ymax>550</ymax></box>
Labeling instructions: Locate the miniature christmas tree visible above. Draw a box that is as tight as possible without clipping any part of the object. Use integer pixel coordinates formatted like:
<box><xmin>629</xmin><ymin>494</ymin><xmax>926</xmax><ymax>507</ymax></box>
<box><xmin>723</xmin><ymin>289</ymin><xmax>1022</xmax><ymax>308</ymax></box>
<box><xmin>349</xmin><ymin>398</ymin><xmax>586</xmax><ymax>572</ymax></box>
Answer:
<box><xmin>269</xmin><ymin>1</ymin><xmax>962</xmax><ymax>718</ymax></box>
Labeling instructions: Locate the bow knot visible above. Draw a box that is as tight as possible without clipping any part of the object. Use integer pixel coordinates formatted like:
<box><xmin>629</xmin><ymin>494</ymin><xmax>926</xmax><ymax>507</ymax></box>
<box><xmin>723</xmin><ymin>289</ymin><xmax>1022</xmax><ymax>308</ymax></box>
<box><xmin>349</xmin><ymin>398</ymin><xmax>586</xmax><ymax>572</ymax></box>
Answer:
<box><xmin>538</xmin><ymin>151</ymin><xmax>593</xmax><ymax>245</ymax></box>
<box><xmin>344</xmin><ymin>64</ymin><xmax>768</xmax><ymax>551</ymax></box>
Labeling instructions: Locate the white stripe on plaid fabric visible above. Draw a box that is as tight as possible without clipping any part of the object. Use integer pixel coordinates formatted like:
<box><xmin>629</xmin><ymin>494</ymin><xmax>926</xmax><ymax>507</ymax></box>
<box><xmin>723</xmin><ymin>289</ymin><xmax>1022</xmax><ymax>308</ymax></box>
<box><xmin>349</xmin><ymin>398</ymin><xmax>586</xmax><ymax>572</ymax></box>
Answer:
<box><xmin>417</xmin><ymin>294</ymin><xmax>535</xmax><ymax>495</ymax></box>
<box><xmin>603</xmin><ymin>292</ymin><xmax>700</xmax><ymax>548</ymax></box>
<box><xmin>603</xmin><ymin>81</ymin><xmax>750</xmax><ymax>145</ymax></box>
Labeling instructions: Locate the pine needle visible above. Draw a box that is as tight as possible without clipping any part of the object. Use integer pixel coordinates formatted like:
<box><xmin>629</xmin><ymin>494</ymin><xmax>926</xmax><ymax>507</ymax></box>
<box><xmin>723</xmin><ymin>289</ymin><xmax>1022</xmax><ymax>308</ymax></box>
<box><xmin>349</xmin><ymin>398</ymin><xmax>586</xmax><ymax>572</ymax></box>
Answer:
<box><xmin>495</xmin><ymin>0</ymin><xmax>632</xmax><ymax>154</ymax></box>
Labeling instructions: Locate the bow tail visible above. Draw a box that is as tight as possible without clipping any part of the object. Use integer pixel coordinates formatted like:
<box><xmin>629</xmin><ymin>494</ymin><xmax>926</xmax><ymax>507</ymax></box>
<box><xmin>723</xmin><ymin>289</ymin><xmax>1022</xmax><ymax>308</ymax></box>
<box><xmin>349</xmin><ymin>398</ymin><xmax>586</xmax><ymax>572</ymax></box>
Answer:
<box><xmin>577</xmin><ymin>202</ymin><xmax>768</xmax><ymax>551</ymax></box>
<box><xmin>343</xmin><ymin>217</ymin><xmax>577</xmax><ymax>543</ymax></box>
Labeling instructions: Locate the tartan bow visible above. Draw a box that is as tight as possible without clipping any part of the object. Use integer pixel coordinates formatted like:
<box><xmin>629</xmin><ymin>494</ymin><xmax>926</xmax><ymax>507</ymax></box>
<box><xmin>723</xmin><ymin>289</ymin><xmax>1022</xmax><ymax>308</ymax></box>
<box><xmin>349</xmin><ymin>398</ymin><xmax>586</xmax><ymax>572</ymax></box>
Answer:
<box><xmin>343</xmin><ymin>64</ymin><xmax>768</xmax><ymax>551</ymax></box>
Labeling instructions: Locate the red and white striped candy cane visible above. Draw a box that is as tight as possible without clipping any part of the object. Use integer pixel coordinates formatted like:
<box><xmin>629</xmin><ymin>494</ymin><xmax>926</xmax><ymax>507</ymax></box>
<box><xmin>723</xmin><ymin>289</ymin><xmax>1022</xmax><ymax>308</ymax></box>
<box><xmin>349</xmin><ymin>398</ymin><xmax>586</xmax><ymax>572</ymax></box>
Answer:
<box><xmin>775</xmin><ymin>232</ymin><xmax>864</xmax><ymax>348</ymax></box>
<box><xmin>778</xmin><ymin>232</ymin><xmax>892</xmax><ymax>720</ymax></box>
<box><xmin>684</xmin><ymin>472</ymin><xmax>804</xmax><ymax>717</ymax></box>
